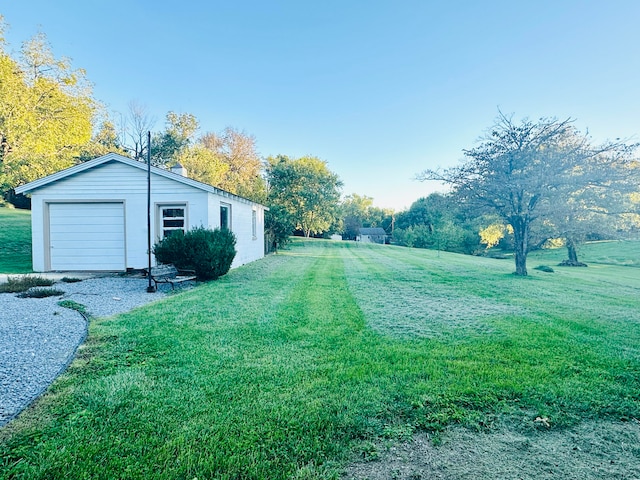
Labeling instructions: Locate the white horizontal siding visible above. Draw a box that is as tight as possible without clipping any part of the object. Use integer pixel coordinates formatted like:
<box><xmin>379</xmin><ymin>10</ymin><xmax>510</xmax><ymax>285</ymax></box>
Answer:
<box><xmin>39</xmin><ymin>162</ymin><xmax>199</xmax><ymax>196</ymax></box>
<box><xmin>34</xmin><ymin>161</ymin><xmax>211</xmax><ymax>270</ymax></box>
<box><xmin>229</xmin><ymin>203</ymin><xmax>265</xmax><ymax>268</ymax></box>
<box><xmin>27</xmin><ymin>158</ymin><xmax>265</xmax><ymax>272</ymax></box>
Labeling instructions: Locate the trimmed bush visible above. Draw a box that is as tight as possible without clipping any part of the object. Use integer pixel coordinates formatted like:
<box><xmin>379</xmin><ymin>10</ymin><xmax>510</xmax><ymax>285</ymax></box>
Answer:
<box><xmin>153</xmin><ymin>227</ymin><xmax>236</xmax><ymax>281</ymax></box>
<box><xmin>152</xmin><ymin>231</ymin><xmax>188</xmax><ymax>269</ymax></box>
<box><xmin>534</xmin><ymin>264</ymin><xmax>555</xmax><ymax>273</ymax></box>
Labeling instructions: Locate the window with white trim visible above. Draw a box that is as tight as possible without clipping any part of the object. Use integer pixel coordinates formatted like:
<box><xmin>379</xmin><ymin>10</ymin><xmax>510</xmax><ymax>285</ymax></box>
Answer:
<box><xmin>220</xmin><ymin>203</ymin><xmax>231</xmax><ymax>230</ymax></box>
<box><xmin>252</xmin><ymin>209</ymin><xmax>257</xmax><ymax>240</ymax></box>
<box><xmin>159</xmin><ymin>205</ymin><xmax>186</xmax><ymax>238</ymax></box>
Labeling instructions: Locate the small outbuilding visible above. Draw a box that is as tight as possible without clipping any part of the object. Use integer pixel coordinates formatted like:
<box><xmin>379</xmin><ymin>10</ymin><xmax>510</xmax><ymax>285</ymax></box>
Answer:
<box><xmin>356</xmin><ymin>227</ymin><xmax>388</xmax><ymax>244</ymax></box>
<box><xmin>15</xmin><ymin>153</ymin><xmax>267</xmax><ymax>272</ymax></box>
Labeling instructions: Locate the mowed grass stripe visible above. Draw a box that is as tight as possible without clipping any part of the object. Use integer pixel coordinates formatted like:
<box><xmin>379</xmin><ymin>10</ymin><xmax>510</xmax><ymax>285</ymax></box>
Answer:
<box><xmin>2</xmin><ymin>239</ymin><xmax>640</xmax><ymax>479</ymax></box>
<box><xmin>338</xmin><ymin>240</ymin><xmax>640</xmax><ymax>418</ymax></box>
<box><xmin>340</xmin><ymin>243</ymin><xmax>523</xmax><ymax>339</ymax></box>
<box><xmin>1</xmin><ymin>241</ymin><xmax>382</xmax><ymax>479</ymax></box>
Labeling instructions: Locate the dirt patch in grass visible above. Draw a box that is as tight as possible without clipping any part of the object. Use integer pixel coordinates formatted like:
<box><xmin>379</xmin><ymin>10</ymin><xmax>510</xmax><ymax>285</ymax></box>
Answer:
<box><xmin>344</xmin><ymin>419</ymin><xmax>640</xmax><ymax>480</ymax></box>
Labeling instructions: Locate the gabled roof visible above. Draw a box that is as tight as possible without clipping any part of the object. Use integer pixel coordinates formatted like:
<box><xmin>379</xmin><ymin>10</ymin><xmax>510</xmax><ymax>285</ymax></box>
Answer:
<box><xmin>15</xmin><ymin>153</ymin><xmax>265</xmax><ymax>207</ymax></box>
<box><xmin>359</xmin><ymin>227</ymin><xmax>387</xmax><ymax>236</ymax></box>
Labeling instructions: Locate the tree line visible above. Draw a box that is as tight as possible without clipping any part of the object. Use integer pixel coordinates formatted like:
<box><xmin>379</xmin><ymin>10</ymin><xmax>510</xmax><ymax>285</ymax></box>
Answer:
<box><xmin>283</xmin><ymin>112</ymin><xmax>640</xmax><ymax>278</ymax></box>
<box><xmin>0</xmin><ymin>21</ymin><xmax>345</xmax><ymax>251</ymax></box>
<box><xmin>1</xmin><ymin>20</ymin><xmax>638</xmax><ymax>276</ymax></box>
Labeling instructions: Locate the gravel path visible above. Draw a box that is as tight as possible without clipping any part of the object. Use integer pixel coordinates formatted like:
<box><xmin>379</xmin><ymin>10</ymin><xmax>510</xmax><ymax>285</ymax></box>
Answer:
<box><xmin>0</xmin><ymin>276</ymin><xmax>169</xmax><ymax>427</ymax></box>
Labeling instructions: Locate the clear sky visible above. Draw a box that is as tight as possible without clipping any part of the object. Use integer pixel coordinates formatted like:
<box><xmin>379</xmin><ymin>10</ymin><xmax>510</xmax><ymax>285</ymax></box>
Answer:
<box><xmin>2</xmin><ymin>1</ymin><xmax>639</xmax><ymax>211</ymax></box>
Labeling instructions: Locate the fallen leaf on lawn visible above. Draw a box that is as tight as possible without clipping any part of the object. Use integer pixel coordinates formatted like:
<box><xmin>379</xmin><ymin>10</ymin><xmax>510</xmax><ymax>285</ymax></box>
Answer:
<box><xmin>535</xmin><ymin>416</ymin><xmax>550</xmax><ymax>427</ymax></box>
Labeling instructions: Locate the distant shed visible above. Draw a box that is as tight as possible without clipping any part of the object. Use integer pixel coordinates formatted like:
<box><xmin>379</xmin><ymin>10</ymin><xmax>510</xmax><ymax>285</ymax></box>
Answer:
<box><xmin>356</xmin><ymin>227</ymin><xmax>388</xmax><ymax>244</ymax></box>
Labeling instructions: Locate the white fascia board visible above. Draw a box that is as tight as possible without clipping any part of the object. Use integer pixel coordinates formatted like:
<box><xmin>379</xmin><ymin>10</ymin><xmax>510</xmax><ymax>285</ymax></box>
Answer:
<box><xmin>14</xmin><ymin>152</ymin><xmax>267</xmax><ymax>209</ymax></box>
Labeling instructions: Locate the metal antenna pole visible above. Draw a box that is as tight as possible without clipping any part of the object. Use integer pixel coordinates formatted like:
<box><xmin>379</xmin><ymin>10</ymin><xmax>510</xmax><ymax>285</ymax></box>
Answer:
<box><xmin>147</xmin><ymin>131</ymin><xmax>155</xmax><ymax>292</ymax></box>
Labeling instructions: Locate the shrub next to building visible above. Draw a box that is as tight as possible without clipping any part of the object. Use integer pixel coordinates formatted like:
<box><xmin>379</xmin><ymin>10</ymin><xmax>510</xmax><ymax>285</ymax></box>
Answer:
<box><xmin>153</xmin><ymin>227</ymin><xmax>237</xmax><ymax>280</ymax></box>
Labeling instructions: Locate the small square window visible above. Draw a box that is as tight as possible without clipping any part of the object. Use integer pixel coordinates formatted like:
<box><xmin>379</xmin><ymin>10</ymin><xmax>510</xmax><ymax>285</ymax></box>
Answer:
<box><xmin>160</xmin><ymin>205</ymin><xmax>186</xmax><ymax>238</ymax></box>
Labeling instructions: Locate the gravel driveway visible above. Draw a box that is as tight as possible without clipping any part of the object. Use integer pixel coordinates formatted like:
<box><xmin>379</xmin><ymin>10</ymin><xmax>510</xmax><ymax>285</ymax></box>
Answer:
<box><xmin>0</xmin><ymin>276</ymin><xmax>170</xmax><ymax>427</ymax></box>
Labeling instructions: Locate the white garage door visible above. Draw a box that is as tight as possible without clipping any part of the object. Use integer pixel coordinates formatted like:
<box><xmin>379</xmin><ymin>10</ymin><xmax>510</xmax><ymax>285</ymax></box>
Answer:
<box><xmin>49</xmin><ymin>202</ymin><xmax>125</xmax><ymax>271</ymax></box>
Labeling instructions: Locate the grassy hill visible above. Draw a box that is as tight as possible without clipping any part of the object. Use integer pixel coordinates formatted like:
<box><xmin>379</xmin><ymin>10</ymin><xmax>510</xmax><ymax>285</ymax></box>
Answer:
<box><xmin>1</xmin><ymin>239</ymin><xmax>639</xmax><ymax>478</ymax></box>
<box><xmin>529</xmin><ymin>240</ymin><xmax>640</xmax><ymax>268</ymax></box>
<box><xmin>0</xmin><ymin>207</ymin><xmax>32</xmax><ymax>273</ymax></box>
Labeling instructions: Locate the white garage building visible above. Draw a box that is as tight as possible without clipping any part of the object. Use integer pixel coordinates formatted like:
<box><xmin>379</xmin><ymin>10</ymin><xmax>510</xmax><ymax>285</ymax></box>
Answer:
<box><xmin>15</xmin><ymin>153</ymin><xmax>267</xmax><ymax>272</ymax></box>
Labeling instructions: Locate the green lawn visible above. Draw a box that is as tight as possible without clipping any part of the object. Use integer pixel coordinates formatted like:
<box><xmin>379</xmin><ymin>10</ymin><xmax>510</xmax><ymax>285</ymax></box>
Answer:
<box><xmin>529</xmin><ymin>239</ymin><xmax>640</xmax><ymax>267</ymax></box>
<box><xmin>0</xmin><ymin>207</ymin><xmax>32</xmax><ymax>273</ymax></box>
<box><xmin>1</xmin><ymin>239</ymin><xmax>639</xmax><ymax>479</ymax></box>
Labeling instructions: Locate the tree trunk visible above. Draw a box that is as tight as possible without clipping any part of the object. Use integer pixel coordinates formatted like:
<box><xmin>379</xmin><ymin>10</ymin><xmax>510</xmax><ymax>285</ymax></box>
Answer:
<box><xmin>559</xmin><ymin>238</ymin><xmax>588</xmax><ymax>267</ymax></box>
<box><xmin>512</xmin><ymin>217</ymin><xmax>528</xmax><ymax>276</ymax></box>
<box><xmin>567</xmin><ymin>239</ymin><xmax>579</xmax><ymax>264</ymax></box>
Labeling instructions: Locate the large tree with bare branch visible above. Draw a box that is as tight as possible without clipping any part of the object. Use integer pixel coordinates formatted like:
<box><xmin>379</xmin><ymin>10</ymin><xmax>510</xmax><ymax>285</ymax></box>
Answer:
<box><xmin>418</xmin><ymin>113</ymin><xmax>636</xmax><ymax>276</ymax></box>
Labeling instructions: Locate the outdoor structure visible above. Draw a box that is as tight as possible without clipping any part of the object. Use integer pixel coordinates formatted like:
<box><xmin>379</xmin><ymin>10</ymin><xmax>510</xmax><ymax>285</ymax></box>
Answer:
<box><xmin>15</xmin><ymin>153</ymin><xmax>267</xmax><ymax>272</ymax></box>
<box><xmin>356</xmin><ymin>227</ymin><xmax>388</xmax><ymax>244</ymax></box>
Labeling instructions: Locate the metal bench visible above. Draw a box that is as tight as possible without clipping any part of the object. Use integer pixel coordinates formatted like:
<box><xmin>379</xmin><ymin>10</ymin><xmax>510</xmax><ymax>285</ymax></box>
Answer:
<box><xmin>148</xmin><ymin>264</ymin><xmax>197</xmax><ymax>290</ymax></box>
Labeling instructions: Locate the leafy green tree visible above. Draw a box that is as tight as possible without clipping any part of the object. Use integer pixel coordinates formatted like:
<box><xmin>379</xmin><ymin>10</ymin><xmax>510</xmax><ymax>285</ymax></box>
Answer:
<box><xmin>342</xmin><ymin>214</ymin><xmax>363</xmax><ymax>241</ymax></box>
<box><xmin>545</xmin><ymin>153</ymin><xmax>640</xmax><ymax>265</ymax></box>
<box><xmin>175</xmin><ymin>144</ymin><xmax>228</xmax><ymax>186</ymax></box>
<box><xmin>395</xmin><ymin>193</ymin><xmax>449</xmax><ymax>232</ymax></box>
<box><xmin>341</xmin><ymin>194</ymin><xmax>374</xmax><ymax>240</ymax></box>
<box><xmin>342</xmin><ymin>193</ymin><xmax>374</xmax><ymax>216</ymax></box>
<box><xmin>340</xmin><ymin>193</ymin><xmax>394</xmax><ymax>240</ymax></box>
<box><xmin>0</xmin><ymin>25</ymin><xmax>96</xmax><ymax>198</ymax></box>
<box><xmin>78</xmin><ymin>119</ymin><xmax>127</xmax><ymax>161</ymax></box>
<box><xmin>151</xmin><ymin>112</ymin><xmax>199</xmax><ymax>166</ymax></box>
<box><xmin>393</xmin><ymin>193</ymin><xmax>479</xmax><ymax>253</ymax></box>
<box><xmin>367</xmin><ymin>205</ymin><xmax>394</xmax><ymax>231</ymax></box>
<box><xmin>419</xmin><ymin>112</ymin><xmax>636</xmax><ymax>275</ymax></box>
<box><xmin>393</xmin><ymin>224</ymin><xmax>431</xmax><ymax>248</ymax></box>
<box><xmin>144</xmin><ymin>123</ymin><xmax>267</xmax><ymax>203</ymax></box>
<box><xmin>119</xmin><ymin>110</ymin><xmax>267</xmax><ymax>203</ymax></box>
<box><xmin>265</xmin><ymin>204</ymin><xmax>296</xmax><ymax>252</ymax></box>
<box><xmin>479</xmin><ymin>222</ymin><xmax>513</xmax><ymax>249</ymax></box>
<box><xmin>200</xmin><ymin>127</ymin><xmax>266</xmax><ymax>202</ymax></box>
<box><xmin>265</xmin><ymin>155</ymin><xmax>342</xmax><ymax>238</ymax></box>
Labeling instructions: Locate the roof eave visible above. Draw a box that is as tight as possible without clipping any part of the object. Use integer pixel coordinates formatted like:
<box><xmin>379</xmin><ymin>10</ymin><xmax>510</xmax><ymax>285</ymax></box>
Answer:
<box><xmin>14</xmin><ymin>153</ymin><xmax>268</xmax><ymax>208</ymax></box>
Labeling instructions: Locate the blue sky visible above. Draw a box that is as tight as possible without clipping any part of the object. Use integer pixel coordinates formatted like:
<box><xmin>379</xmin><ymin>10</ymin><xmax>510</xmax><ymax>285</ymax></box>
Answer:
<box><xmin>2</xmin><ymin>1</ymin><xmax>639</xmax><ymax>211</ymax></box>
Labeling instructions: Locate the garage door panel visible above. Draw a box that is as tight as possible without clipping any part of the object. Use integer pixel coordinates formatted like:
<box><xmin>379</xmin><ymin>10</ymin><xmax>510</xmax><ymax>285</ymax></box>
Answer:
<box><xmin>50</xmin><ymin>260</ymin><xmax>123</xmax><ymax>271</ymax></box>
<box><xmin>49</xmin><ymin>230</ymin><xmax>124</xmax><ymax>243</ymax></box>
<box><xmin>51</xmin><ymin>254</ymin><xmax>123</xmax><ymax>263</ymax></box>
<box><xmin>51</xmin><ymin>216</ymin><xmax>124</xmax><ymax>227</ymax></box>
<box><xmin>56</xmin><ymin>251</ymin><xmax>119</xmax><ymax>264</ymax></box>
<box><xmin>50</xmin><ymin>221</ymin><xmax>122</xmax><ymax>231</ymax></box>
<box><xmin>52</xmin><ymin>241</ymin><xmax>125</xmax><ymax>251</ymax></box>
<box><xmin>49</xmin><ymin>203</ymin><xmax>125</xmax><ymax>271</ymax></box>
